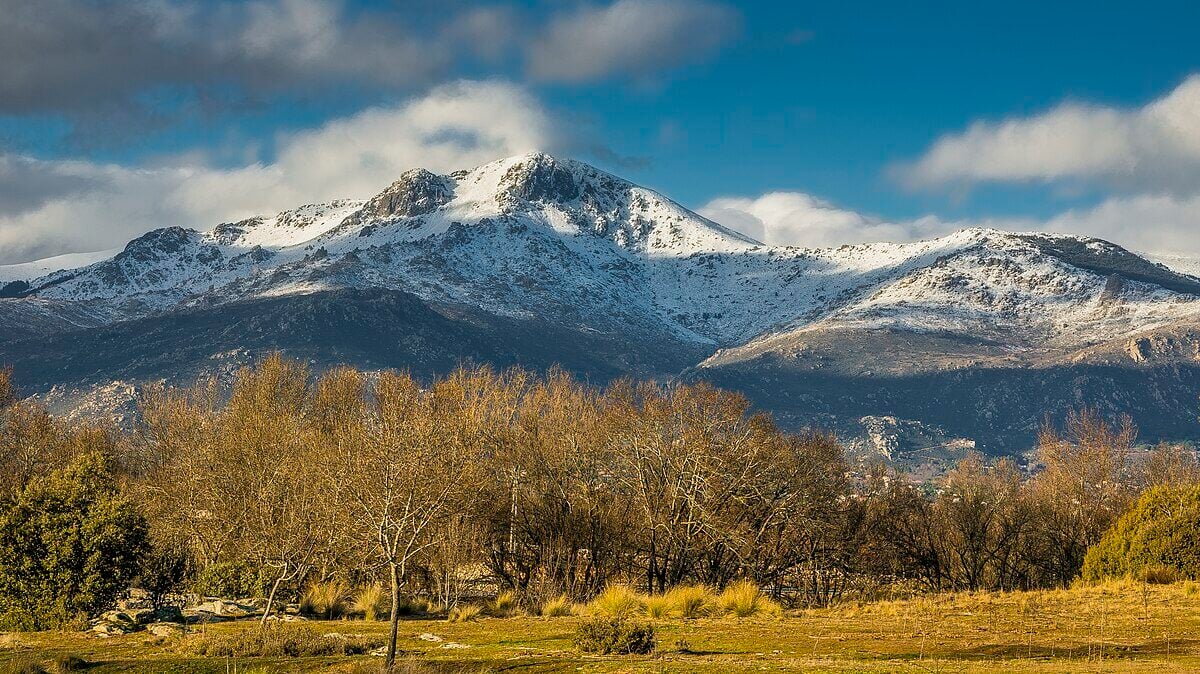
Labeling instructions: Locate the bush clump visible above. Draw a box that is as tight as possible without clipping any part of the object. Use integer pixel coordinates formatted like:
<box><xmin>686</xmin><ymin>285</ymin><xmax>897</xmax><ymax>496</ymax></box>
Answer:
<box><xmin>0</xmin><ymin>452</ymin><xmax>149</xmax><ymax>630</ymax></box>
<box><xmin>573</xmin><ymin>616</ymin><xmax>655</xmax><ymax>655</ymax></box>
<box><xmin>1081</xmin><ymin>484</ymin><xmax>1200</xmax><ymax>582</ymax></box>
<box><xmin>192</xmin><ymin>561</ymin><xmax>263</xmax><ymax>599</ymax></box>
<box><xmin>187</xmin><ymin>623</ymin><xmax>383</xmax><ymax>657</ymax></box>
<box><xmin>137</xmin><ymin>542</ymin><xmax>192</xmax><ymax>608</ymax></box>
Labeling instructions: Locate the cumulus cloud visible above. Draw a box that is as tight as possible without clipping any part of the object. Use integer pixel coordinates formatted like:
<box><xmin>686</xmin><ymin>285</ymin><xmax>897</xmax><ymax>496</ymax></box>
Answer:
<box><xmin>527</xmin><ymin>0</ymin><xmax>740</xmax><ymax>83</ymax></box>
<box><xmin>0</xmin><ymin>81</ymin><xmax>558</xmax><ymax>264</ymax></box>
<box><xmin>897</xmin><ymin>75</ymin><xmax>1200</xmax><ymax>193</ymax></box>
<box><xmin>698</xmin><ymin>192</ymin><xmax>960</xmax><ymax>248</ymax></box>
<box><xmin>1044</xmin><ymin>193</ymin><xmax>1200</xmax><ymax>256</ymax></box>
<box><xmin>701</xmin><ymin>191</ymin><xmax>1200</xmax><ymax>257</ymax></box>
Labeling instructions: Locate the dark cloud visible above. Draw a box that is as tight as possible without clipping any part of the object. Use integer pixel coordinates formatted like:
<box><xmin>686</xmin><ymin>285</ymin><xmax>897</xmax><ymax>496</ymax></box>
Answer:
<box><xmin>527</xmin><ymin>0</ymin><xmax>741</xmax><ymax>83</ymax></box>
<box><xmin>2</xmin><ymin>0</ymin><xmax>740</xmax><ymax>121</ymax></box>
<box><xmin>0</xmin><ymin>0</ymin><xmax>454</xmax><ymax>116</ymax></box>
<box><xmin>0</xmin><ymin>156</ymin><xmax>102</xmax><ymax>217</ymax></box>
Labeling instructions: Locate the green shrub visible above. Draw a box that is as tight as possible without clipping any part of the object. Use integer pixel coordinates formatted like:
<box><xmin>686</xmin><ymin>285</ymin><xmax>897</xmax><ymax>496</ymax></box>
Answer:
<box><xmin>0</xmin><ymin>452</ymin><xmax>149</xmax><ymax>631</ymax></box>
<box><xmin>186</xmin><ymin>623</ymin><xmax>382</xmax><ymax>657</ymax></box>
<box><xmin>192</xmin><ymin>561</ymin><xmax>263</xmax><ymax>599</ymax></box>
<box><xmin>137</xmin><ymin>542</ymin><xmax>192</xmax><ymax>608</ymax></box>
<box><xmin>573</xmin><ymin>616</ymin><xmax>655</xmax><ymax>655</ymax></box>
<box><xmin>1081</xmin><ymin>484</ymin><xmax>1200</xmax><ymax>582</ymax></box>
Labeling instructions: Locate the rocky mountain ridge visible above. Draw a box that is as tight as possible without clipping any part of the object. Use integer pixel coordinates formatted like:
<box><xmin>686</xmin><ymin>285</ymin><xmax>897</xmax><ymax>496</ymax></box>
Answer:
<box><xmin>3</xmin><ymin>153</ymin><xmax>1199</xmax><ymax>457</ymax></box>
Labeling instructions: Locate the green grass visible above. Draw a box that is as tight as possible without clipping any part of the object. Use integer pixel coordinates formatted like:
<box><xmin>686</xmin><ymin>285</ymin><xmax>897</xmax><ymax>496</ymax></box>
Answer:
<box><xmin>3</xmin><ymin>580</ymin><xmax>1200</xmax><ymax>672</ymax></box>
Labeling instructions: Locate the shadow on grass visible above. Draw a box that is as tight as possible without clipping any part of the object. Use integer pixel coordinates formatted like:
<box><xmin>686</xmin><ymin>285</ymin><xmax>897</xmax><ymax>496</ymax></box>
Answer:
<box><xmin>945</xmin><ymin>638</ymin><xmax>1200</xmax><ymax>661</ymax></box>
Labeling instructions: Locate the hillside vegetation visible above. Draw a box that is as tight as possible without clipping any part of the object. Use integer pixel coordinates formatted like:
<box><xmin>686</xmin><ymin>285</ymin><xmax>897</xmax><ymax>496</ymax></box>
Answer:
<box><xmin>1</xmin><ymin>359</ymin><xmax>1199</xmax><ymax>672</ymax></box>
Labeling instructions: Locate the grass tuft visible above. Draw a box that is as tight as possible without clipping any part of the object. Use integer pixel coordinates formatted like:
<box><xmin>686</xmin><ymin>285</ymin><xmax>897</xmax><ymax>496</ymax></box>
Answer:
<box><xmin>489</xmin><ymin>589</ymin><xmax>519</xmax><ymax>617</ymax></box>
<box><xmin>664</xmin><ymin>584</ymin><xmax>714</xmax><ymax>618</ymax></box>
<box><xmin>716</xmin><ymin>579</ymin><xmax>782</xmax><ymax>618</ymax></box>
<box><xmin>1141</xmin><ymin>564</ymin><xmax>1180</xmax><ymax>585</ymax></box>
<box><xmin>588</xmin><ymin>585</ymin><xmax>644</xmax><ymax>618</ymax></box>
<box><xmin>447</xmin><ymin>603</ymin><xmax>485</xmax><ymax>623</ymax></box>
<box><xmin>349</xmin><ymin>583</ymin><xmax>388</xmax><ymax>621</ymax></box>
<box><xmin>299</xmin><ymin>579</ymin><xmax>350</xmax><ymax>619</ymax></box>
<box><xmin>643</xmin><ymin>593</ymin><xmax>673</xmax><ymax>619</ymax></box>
<box><xmin>540</xmin><ymin>594</ymin><xmax>573</xmax><ymax>617</ymax></box>
<box><xmin>49</xmin><ymin>654</ymin><xmax>89</xmax><ymax>673</ymax></box>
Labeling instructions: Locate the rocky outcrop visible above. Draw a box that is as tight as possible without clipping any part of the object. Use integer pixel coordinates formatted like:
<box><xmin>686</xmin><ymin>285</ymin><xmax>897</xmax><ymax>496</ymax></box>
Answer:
<box><xmin>362</xmin><ymin>169</ymin><xmax>454</xmax><ymax>219</ymax></box>
<box><xmin>500</xmin><ymin>153</ymin><xmax>580</xmax><ymax>204</ymax></box>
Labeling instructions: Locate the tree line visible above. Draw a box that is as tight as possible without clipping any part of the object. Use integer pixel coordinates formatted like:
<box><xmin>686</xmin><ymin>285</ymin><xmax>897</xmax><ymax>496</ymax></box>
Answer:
<box><xmin>1</xmin><ymin>357</ymin><xmax>1198</xmax><ymax>655</ymax></box>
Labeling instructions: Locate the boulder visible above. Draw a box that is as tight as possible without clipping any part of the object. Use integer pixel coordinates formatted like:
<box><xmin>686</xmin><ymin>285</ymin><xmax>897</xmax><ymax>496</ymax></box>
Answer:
<box><xmin>147</xmin><ymin>622</ymin><xmax>186</xmax><ymax>638</ymax></box>
<box><xmin>150</xmin><ymin>605</ymin><xmax>185</xmax><ymax>624</ymax></box>
<box><xmin>90</xmin><ymin>610</ymin><xmax>140</xmax><ymax>635</ymax></box>
<box><xmin>190</xmin><ymin>599</ymin><xmax>255</xmax><ymax>618</ymax></box>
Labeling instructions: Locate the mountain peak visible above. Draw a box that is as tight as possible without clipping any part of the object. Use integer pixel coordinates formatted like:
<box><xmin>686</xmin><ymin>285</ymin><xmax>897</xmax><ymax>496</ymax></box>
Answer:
<box><xmin>363</xmin><ymin>168</ymin><xmax>454</xmax><ymax>219</ymax></box>
<box><xmin>498</xmin><ymin>152</ymin><xmax>583</xmax><ymax>204</ymax></box>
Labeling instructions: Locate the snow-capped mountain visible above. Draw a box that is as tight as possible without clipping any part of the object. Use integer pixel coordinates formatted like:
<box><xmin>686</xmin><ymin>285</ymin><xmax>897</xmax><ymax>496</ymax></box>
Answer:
<box><xmin>3</xmin><ymin>153</ymin><xmax>1200</xmax><ymax>454</ymax></box>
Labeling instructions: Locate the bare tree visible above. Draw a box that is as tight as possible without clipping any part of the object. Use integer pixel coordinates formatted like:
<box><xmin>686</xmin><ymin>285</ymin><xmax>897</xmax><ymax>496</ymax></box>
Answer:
<box><xmin>1029</xmin><ymin>409</ymin><xmax>1137</xmax><ymax>585</ymax></box>
<box><xmin>327</xmin><ymin>369</ymin><xmax>485</xmax><ymax>670</ymax></box>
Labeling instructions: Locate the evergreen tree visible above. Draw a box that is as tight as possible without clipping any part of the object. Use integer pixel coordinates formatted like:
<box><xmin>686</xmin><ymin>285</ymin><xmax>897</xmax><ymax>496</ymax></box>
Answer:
<box><xmin>0</xmin><ymin>452</ymin><xmax>148</xmax><ymax>630</ymax></box>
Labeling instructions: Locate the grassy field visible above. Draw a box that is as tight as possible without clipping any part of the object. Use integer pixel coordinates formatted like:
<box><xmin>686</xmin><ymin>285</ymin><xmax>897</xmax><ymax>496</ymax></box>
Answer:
<box><xmin>3</xmin><ymin>580</ymin><xmax>1199</xmax><ymax>673</ymax></box>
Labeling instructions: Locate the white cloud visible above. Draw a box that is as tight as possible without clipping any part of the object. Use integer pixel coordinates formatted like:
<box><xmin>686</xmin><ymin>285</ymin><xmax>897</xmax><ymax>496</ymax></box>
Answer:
<box><xmin>0</xmin><ymin>81</ymin><xmax>558</xmax><ymax>263</ymax></box>
<box><xmin>698</xmin><ymin>192</ymin><xmax>961</xmax><ymax>248</ymax></box>
<box><xmin>1044</xmin><ymin>193</ymin><xmax>1200</xmax><ymax>256</ymax></box>
<box><xmin>527</xmin><ymin>0</ymin><xmax>739</xmax><ymax>83</ymax></box>
<box><xmin>898</xmin><ymin>75</ymin><xmax>1200</xmax><ymax>193</ymax></box>
<box><xmin>701</xmin><ymin>191</ymin><xmax>1200</xmax><ymax>257</ymax></box>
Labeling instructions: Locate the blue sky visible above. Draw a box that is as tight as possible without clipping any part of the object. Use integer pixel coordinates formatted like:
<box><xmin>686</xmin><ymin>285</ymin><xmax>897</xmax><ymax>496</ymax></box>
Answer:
<box><xmin>1</xmin><ymin>0</ymin><xmax>1199</xmax><ymax>262</ymax></box>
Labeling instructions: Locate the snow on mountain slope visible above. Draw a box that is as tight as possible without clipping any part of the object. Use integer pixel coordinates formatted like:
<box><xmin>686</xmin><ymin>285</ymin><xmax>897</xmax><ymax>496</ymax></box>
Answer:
<box><xmin>0</xmin><ymin>249</ymin><xmax>118</xmax><ymax>283</ymax></box>
<box><xmin>8</xmin><ymin>153</ymin><xmax>1200</xmax><ymax>356</ymax></box>
<box><xmin>1147</xmin><ymin>252</ymin><xmax>1200</xmax><ymax>278</ymax></box>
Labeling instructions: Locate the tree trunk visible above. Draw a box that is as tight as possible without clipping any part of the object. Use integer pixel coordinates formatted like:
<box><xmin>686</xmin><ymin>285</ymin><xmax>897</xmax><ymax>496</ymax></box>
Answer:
<box><xmin>261</xmin><ymin>562</ymin><xmax>288</xmax><ymax>627</ymax></box>
<box><xmin>386</xmin><ymin>561</ymin><xmax>401</xmax><ymax>670</ymax></box>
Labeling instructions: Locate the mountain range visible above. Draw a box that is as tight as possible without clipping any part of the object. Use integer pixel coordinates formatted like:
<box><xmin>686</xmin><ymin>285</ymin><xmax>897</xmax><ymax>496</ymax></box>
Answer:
<box><xmin>3</xmin><ymin>153</ymin><xmax>1199</xmax><ymax>466</ymax></box>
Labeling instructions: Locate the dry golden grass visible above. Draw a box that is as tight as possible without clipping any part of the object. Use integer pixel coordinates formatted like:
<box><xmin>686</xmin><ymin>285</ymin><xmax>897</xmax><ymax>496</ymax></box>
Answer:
<box><xmin>348</xmin><ymin>584</ymin><xmax>387</xmax><ymax>621</ymax></box>
<box><xmin>446</xmin><ymin>603</ymin><xmax>484</xmax><ymax>623</ymax></box>
<box><xmin>299</xmin><ymin>579</ymin><xmax>350</xmax><ymax>619</ymax></box>
<box><xmin>5</xmin><ymin>581</ymin><xmax>1200</xmax><ymax>672</ymax></box>
<box><xmin>539</xmin><ymin>594</ymin><xmax>573</xmax><ymax>617</ymax></box>
<box><xmin>487</xmin><ymin>590</ymin><xmax>519</xmax><ymax>617</ymax></box>
<box><xmin>642</xmin><ymin>593</ymin><xmax>673</xmax><ymax>619</ymax></box>
<box><xmin>663</xmin><ymin>584</ymin><xmax>713</xmax><ymax>618</ymax></box>
<box><xmin>587</xmin><ymin>584</ymin><xmax>644</xmax><ymax>618</ymax></box>
<box><xmin>714</xmin><ymin>579</ymin><xmax>782</xmax><ymax>618</ymax></box>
